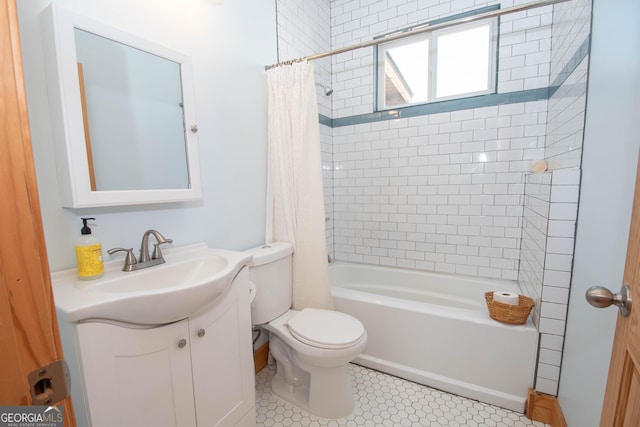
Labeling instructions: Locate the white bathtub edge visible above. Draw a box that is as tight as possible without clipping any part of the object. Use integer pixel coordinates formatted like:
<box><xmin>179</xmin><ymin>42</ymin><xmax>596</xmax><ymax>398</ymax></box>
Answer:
<box><xmin>333</xmin><ymin>285</ymin><xmax>536</xmax><ymax>331</ymax></box>
<box><xmin>353</xmin><ymin>354</ymin><xmax>526</xmax><ymax>413</ymax></box>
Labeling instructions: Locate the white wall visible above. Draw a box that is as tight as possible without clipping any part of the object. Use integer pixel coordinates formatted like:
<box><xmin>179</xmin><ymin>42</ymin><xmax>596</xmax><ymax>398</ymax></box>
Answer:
<box><xmin>558</xmin><ymin>0</ymin><xmax>640</xmax><ymax>424</ymax></box>
<box><xmin>17</xmin><ymin>0</ymin><xmax>277</xmax><ymax>271</ymax></box>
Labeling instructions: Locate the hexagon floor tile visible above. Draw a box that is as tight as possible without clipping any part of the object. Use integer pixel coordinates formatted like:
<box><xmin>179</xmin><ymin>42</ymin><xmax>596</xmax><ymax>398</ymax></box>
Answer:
<box><xmin>255</xmin><ymin>363</ymin><xmax>549</xmax><ymax>427</ymax></box>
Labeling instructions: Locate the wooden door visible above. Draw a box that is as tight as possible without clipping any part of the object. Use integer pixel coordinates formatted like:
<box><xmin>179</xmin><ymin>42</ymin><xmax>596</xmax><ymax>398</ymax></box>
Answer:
<box><xmin>600</xmin><ymin>156</ymin><xmax>640</xmax><ymax>426</ymax></box>
<box><xmin>0</xmin><ymin>0</ymin><xmax>76</xmax><ymax>425</ymax></box>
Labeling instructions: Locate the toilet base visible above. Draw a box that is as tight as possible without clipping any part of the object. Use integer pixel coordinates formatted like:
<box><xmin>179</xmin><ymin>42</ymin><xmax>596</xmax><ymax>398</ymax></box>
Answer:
<box><xmin>270</xmin><ymin>369</ymin><xmax>309</xmax><ymax>411</ymax></box>
<box><xmin>271</xmin><ymin>363</ymin><xmax>355</xmax><ymax>419</ymax></box>
<box><xmin>268</xmin><ymin>334</ymin><xmax>357</xmax><ymax>419</ymax></box>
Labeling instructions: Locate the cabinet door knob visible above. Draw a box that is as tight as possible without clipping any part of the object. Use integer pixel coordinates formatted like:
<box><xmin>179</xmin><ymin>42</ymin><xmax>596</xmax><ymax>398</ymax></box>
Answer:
<box><xmin>197</xmin><ymin>328</ymin><xmax>206</xmax><ymax>338</ymax></box>
<box><xmin>177</xmin><ymin>338</ymin><xmax>187</xmax><ymax>349</ymax></box>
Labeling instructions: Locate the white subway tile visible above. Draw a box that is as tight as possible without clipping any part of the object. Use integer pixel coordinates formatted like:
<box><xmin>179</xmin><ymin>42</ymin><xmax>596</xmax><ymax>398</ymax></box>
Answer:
<box><xmin>539</xmin><ymin>318</ymin><xmax>566</xmax><ymax>336</ymax></box>
<box><xmin>544</xmin><ymin>253</ymin><xmax>573</xmax><ymax>271</ymax></box>
<box><xmin>547</xmin><ymin>220</ymin><xmax>576</xmax><ymax>238</ymax></box>
<box><xmin>549</xmin><ymin>202</ymin><xmax>578</xmax><ymax>221</ymax></box>
<box><xmin>542</xmin><ymin>286</ymin><xmax>570</xmax><ymax>304</ymax></box>
<box><xmin>543</xmin><ymin>270</ymin><xmax>572</xmax><ymax>288</ymax></box>
<box><xmin>550</xmin><ymin>184</ymin><xmax>580</xmax><ymax>203</ymax></box>
<box><xmin>540</xmin><ymin>333</ymin><xmax>564</xmax><ymax>351</ymax></box>
<box><xmin>540</xmin><ymin>301</ymin><xmax>568</xmax><ymax>320</ymax></box>
<box><xmin>535</xmin><ymin>378</ymin><xmax>559</xmax><ymax>396</ymax></box>
<box><xmin>537</xmin><ymin>363</ymin><xmax>561</xmax><ymax>381</ymax></box>
<box><xmin>546</xmin><ymin>237</ymin><xmax>575</xmax><ymax>255</ymax></box>
<box><xmin>552</xmin><ymin>168</ymin><xmax>581</xmax><ymax>185</ymax></box>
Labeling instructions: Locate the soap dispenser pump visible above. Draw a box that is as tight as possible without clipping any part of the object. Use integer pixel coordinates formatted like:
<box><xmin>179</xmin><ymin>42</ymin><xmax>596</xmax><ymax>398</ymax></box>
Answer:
<box><xmin>75</xmin><ymin>217</ymin><xmax>104</xmax><ymax>280</ymax></box>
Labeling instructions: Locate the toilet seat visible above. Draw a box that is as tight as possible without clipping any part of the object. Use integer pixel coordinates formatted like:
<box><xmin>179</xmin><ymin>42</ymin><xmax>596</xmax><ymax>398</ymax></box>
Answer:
<box><xmin>286</xmin><ymin>308</ymin><xmax>365</xmax><ymax>349</ymax></box>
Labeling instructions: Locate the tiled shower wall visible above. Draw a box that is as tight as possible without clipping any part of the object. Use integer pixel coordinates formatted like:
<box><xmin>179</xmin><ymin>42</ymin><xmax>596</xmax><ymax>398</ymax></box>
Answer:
<box><xmin>332</xmin><ymin>102</ymin><xmax>546</xmax><ymax>279</ymax></box>
<box><xmin>547</xmin><ymin>0</ymin><xmax>592</xmax><ymax>171</ymax></box>
<box><xmin>518</xmin><ymin>0</ymin><xmax>591</xmax><ymax>396</ymax></box>
<box><xmin>275</xmin><ymin>0</ymin><xmax>332</xmax><ymax>117</ymax></box>
<box><xmin>519</xmin><ymin>171</ymin><xmax>552</xmax><ymax>314</ymax></box>
<box><xmin>275</xmin><ymin>0</ymin><xmax>334</xmax><ymax>255</ymax></box>
<box><xmin>330</xmin><ymin>0</ymin><xmax>553</xmax><ymax>279</ymax></box>
<box><xmin>519</xmin><ymin>168</ymin><xmax>581</xmax><ymax>395</ymax></box>
<box><xmin>330</xmin><ymin>0</ymin><xmax>552</xmax><ymax>117</ymax></box>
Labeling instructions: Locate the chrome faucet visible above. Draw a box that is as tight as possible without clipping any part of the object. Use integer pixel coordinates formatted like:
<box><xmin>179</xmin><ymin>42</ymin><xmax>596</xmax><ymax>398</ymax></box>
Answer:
<box><xmin>108</xmin><ymin>229</ymin><xmax>173</xmax><ymax>272</ymax></box>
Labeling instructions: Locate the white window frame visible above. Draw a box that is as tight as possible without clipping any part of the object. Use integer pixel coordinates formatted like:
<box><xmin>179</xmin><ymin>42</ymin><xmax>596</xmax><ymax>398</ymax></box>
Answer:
<box><xmin>376</xmin><ymin>17</ymin><xmax>498</xmax><ymax>111</ymax></box>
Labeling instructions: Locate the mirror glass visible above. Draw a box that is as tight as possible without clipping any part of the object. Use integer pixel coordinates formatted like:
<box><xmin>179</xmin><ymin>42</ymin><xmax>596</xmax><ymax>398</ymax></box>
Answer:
<box><xmin>41</xmin><ymin>5</ymin><xmax>202</xmax><ymax>208</ymax></box>
<box><xmin>74</xmin><ymin>29</ymin><xmax>189</xmax><ymax>191</ymax></box>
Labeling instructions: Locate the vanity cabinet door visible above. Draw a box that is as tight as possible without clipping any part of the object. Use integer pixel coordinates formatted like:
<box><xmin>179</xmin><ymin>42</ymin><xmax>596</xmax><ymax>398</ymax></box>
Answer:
<box><xmin>76</xmin><ymin>320</ymin><xmax>197</xmax><ymax>427</ymax></box>
<box><xmin>189</xmin><ymin>268</ymin><xmax>256</xmax><ymax>427</ymax></box>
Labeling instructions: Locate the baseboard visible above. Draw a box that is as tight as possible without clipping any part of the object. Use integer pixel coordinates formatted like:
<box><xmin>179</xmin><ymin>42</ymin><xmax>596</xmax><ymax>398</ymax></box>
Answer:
<box><xmin>254</xmin><ymin>342</ymin><xmax>269</xmax><ymax>374</ymax></box>
<box><xmin>526</xmin><ymin>388</ymin><xmax>567</xmax><ymax>427</ymax></box>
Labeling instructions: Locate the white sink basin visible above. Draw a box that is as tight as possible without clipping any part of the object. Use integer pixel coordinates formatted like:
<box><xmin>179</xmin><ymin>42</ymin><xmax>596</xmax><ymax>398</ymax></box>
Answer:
<box><xmin>76</xmin><ymin>254</ymin><xmax>229</xmax><ymax>294</ymax></box>
<box><xmin>52</xmin><ymin>243</ymin><xmax>252</xmax><ymax>325</ymax></box>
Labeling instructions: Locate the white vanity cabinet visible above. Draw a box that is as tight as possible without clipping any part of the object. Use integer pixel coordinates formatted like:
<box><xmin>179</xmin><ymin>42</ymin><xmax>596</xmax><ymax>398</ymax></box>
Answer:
<box><xmin>76</xmin><ymin>319</ymin><xmax>197</xmax><ymax>426</ymax></box>
<box><xmin>69</xmin><ymin>268</ymin><xmax>256</xmax><ymax>427</ymax></box>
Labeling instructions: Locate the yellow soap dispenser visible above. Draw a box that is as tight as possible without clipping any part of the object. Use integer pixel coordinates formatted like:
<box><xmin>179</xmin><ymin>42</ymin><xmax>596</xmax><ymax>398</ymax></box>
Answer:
<box><xmin>75</xmin><ymin>217</ymin><xmax>104</xmax><ymax>280</ymax></box>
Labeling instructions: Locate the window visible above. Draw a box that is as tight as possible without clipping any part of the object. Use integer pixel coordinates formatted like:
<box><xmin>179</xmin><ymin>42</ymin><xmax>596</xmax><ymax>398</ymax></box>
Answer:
<box><xmin>377</xmin><ymin>18</ymin><xmax>498</xmax><ymax>110</ymax></box>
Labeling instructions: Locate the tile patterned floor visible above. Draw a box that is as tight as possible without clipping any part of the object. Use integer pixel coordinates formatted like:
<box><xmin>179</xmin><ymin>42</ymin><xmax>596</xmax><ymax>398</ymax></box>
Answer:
<box><xmin>255</xmin><ymin>363</ymin><xmax>549</xmax><ymax>427</ymax></box>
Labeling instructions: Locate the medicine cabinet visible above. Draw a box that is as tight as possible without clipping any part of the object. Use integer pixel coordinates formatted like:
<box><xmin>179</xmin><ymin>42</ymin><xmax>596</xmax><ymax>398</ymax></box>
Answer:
<box><xmin>41</xmin><ymin>5</ymin><xmax>202</xmax><ymax>208</ymax></box>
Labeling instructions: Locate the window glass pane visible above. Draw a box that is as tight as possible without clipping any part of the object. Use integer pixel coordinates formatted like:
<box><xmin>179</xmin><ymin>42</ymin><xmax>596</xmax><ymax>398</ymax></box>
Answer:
<box><xmin>383</xmin><ymin>39</ymin><xmax>429</xmax><ymax>107</ymax></box>
<box><xmin>436</xmin><ymin>24</ymin><xmax>491</xmax><ymax>98</ymax></box>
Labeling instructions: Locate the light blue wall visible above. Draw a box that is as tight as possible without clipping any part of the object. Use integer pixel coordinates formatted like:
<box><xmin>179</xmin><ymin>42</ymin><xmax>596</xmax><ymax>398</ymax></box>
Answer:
<box><xmin>17</xmin><ymin>0</ymin><xmax>278</xmax><ymax>271</ymax></box>
<box><xmin>558</xmin><ymin>0</ymin><xmax>640</xmax><ymax>424</ymax></box>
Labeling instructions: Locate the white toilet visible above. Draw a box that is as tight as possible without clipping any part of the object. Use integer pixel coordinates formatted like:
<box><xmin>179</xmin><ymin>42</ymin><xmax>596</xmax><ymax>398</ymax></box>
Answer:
<box><xmin>246</xmin><ymin>242</ymin><xmax>367</xmax><ymax>419</ymax></box>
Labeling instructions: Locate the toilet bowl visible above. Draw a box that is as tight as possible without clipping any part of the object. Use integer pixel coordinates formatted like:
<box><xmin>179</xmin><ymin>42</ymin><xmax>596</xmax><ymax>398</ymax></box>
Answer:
<box><xmin>246</xmin><ymin>242</ymin><xmax>367</xmax><ymax>419</ymax></box>
<box><xmin>264</xmin><ymin>309</ymin><xmax>367</xmax><ymax>418</ymax></box>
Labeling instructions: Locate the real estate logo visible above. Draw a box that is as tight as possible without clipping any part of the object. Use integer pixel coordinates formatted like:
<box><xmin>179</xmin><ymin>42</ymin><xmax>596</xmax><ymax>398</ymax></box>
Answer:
<box><xmin>0</xmin><ymin>406</ymin><xmax>63</xmax><ymax>427</ymax></box>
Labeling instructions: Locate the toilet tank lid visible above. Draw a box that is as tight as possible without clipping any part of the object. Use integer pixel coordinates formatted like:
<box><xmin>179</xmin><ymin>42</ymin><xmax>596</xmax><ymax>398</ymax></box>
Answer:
<box><xmin>245</xmin><ymin>242</ymin><xmax>293</xmax><ymax>266</ymax></box>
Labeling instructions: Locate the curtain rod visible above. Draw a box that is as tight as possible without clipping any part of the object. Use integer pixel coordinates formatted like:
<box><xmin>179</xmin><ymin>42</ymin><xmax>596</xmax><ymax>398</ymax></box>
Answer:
<box><xmin>265</xmin><ymin>0</ymin><xmax>570</xmax><ymax>71</ymax></box>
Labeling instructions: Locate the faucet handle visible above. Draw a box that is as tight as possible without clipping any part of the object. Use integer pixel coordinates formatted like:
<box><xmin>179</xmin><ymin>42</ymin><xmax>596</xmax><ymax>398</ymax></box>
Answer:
<box><xmin>151</xmin><ymin>241</ymin><xmax>171</xmax><ymax>260</ymax></box>
<box><xmin>107</xmin><ymin>247</ymin><xmax>137</xmax><ymax>271</ymax></box>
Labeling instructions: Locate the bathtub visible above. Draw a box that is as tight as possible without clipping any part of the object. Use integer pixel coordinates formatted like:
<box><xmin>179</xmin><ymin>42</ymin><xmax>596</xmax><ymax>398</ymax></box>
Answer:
<box><xmin>329</xmin><ymin>262</ymin><xmax>538</xmax><ymax>413</ymax></box>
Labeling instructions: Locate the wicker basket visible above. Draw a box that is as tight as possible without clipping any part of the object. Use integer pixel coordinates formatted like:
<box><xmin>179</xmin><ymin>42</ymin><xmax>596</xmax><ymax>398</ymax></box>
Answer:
<box><xmin>484</xmin><ymin>291</ymin><xmax>534</xmax><ymax>325</ymax></box>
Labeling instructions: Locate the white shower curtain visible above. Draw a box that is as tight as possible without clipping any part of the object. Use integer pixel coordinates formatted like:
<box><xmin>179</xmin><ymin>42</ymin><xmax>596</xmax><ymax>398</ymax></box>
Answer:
<box><xmin>266</xmin><ymin>61</ymin><xmax>333</xmax><ymax>311</ymax></box>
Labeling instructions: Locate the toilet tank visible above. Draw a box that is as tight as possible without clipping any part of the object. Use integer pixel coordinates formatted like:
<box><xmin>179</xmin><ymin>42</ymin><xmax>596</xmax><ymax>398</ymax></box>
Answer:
<box><xmin>245</xmin><ymin>242</ymin><xmax>294</xmax><ymax>325</ymax></box>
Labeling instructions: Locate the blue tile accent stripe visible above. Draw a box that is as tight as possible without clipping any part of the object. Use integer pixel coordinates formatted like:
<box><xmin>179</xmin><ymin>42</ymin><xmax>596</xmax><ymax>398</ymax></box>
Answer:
<box><xmin>330</xmin><ymin>88</ymin><xmax>549</xmax><ymax>127</ymax></box>
<box><xmin>319</xmin><ymin>114</ymin><xmax>332</xmax><ymax>127</ymax></box>
<box><xmin>549</xmin><ymin>35</ymin><xmax>591</xmax><ymax>96</ymax></box>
